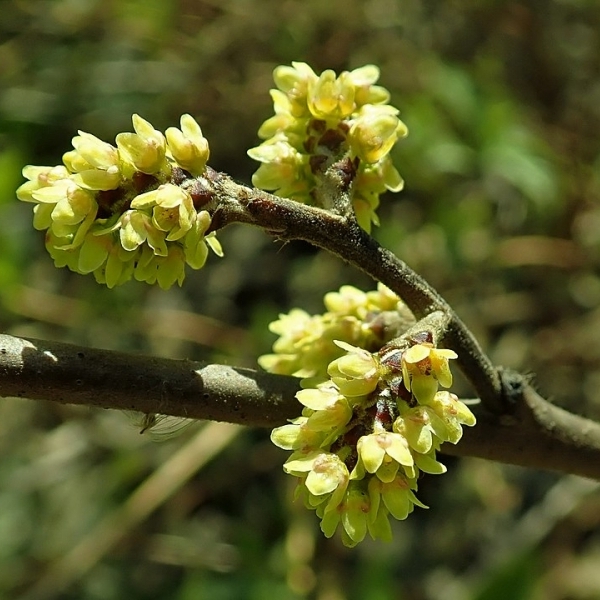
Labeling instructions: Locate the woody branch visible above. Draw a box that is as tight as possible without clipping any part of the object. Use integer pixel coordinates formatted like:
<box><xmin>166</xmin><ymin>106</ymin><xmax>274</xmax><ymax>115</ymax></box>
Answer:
<box><xmin>3</xmin><ymin>176</ymin><xmax>600</xmax><ymax>480</ymax></box>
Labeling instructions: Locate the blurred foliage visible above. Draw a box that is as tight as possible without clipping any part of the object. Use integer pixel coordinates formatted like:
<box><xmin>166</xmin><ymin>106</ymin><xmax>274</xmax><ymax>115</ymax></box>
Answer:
<box><xmin>1</xmin><ymin>0</ymin><xmax>600</xmax><ymax>598</ymax></box>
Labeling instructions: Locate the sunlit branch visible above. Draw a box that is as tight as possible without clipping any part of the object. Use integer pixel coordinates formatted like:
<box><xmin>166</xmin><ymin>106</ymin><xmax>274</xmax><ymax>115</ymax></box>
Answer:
<box><xmin>2</xmin><ymin>332</ymin><xmax>600</xmax><ymax>480</ymax></box>
<box><xmin>0</xmin><ymin>333</ymin><xmax>298</xmax><ymax>428</ymax></box>
<box><xmin>207</xmin><ymin>169</ymin><xmax>504</xmax><ymax>412</ymax></box>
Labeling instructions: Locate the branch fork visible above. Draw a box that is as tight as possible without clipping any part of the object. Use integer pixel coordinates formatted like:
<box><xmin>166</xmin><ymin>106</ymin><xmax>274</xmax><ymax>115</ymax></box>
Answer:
<box><xmin>3</xmin><ymin>169</ymin><xmax>600</xmax><ymax>480</ymax></box>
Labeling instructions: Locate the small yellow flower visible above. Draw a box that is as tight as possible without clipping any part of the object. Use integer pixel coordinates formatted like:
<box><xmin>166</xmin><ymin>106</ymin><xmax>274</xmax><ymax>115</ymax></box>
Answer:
<box><xmin>349</xmin><ymin>105</ymin><xmax>408</xmax><ymax>164</ymax></box>
<box><xmin>307</xmin><ymin>70</ymin><xmax>356</xmax><ymax>120</ymax></box>
<box><xmin>401</xmin><ymin>343</ymin><xmax>457</xmax><ymax>404</ymax></box>
<box><xmin>91</xmin><ymin>239</ymin><xmax>137</xmax><ymax>289</ymax></box>
<box><xmin>259</xmin><ymin>314</ymin><xmax>324</xmax><ymax>377</ymax></box>
<box><xmin>65</xmin><ymin>131</ymin><xmax>122</xmax><ymax>190</ymax></box>
<box><xmin>133</xmin><ymin>244</ymin><xmax>187</xmax><ymax>289</ymax></box>
<box><xmin>324</xmin><ymin>285</ymin><xmax>369</xmax><ymax>317</ymax></box>
<box><xmin>424</xmin><ymin>391</ymin><xmax>476</xmax><ymax>444</ymax></box>
<box><xmin>307</xmin><ymin>454</ymin><xmax>349</xmax><ymax>498</ymax></box>
<box><xmin>74</xmin><ymin>167</ymin><xmax>121</xmax><ymax>191</ymax></box>
<box><xmin>165</xmin><ymin>114</ymin><xmax>210</xmax><ymax>176</ymax></box>
<box><xmin>118</xmin><ymin>209</ymin><xmax>168</xmax><ymax>255</ymax></box>
<box><xmin>320</xmin><ymin>482</ymin><xmax>371</xmax><ymax>546</ymax></box>
<box><xmin>17</xmin><ymin>165</ymin><xmax>70</xmax><ymax>202</ymax></box>
<box><xmin>24</xmin><ymin>176</ymin><xmax>98</xmax><ymax>250</ymax></box>
<box><xmin>257</xmin><ymin>90</ymin><xmax>299</xmax><ymax>139</ymax></box>
<box><xmin>368</xmin><ymin>474</ymin><xmax>426</xmax><ymax>521</ymax></box>
<box><xmin>365</xmin><ymin>283</ymin><xmax>401</xmax><ymax>312</ymax></box>
<box><xmin>296</xmin><ymin>385</ymin><xmax>353</xmax><ymax>432</ymax></box>
<box><xmin>273</xmin><ymin>61</ymin><xmax>318</xmax><ymax>118</ymax></box>
<box><xmin>182</xmin><ymin>210</ymin><xmax>214</xmax><ymax>266</ymax></box>
<box><xmin>77</xmin><ymin>230</ymin><xmax>114</xmax><ymax>274</ymax></box>
<box><xmin>271</xmin><ymin>416</ymin><xmax>325</xmax><ymax>452</ymax></box>
<box><xmin>131</xmin><ymin>183</ymin><xmax>196</xmax><ymax>241</ymax></box>
<box><xmin>116</xmin><ymin>114</ymin><xmax>167</xmax><ymax>174</ymax></box>
<box><xmin>348</xmin><ymin>65</ymin><xmax>390</xmax><ymax>106</ymax></box>
<box><xmin>394</xmin><ymin>405</ymin><xmax>448</xmax><ymax>453</ymax></box>
<box><xmin>413</xmin><ymin>450</ymin><xmax>447</xmax><ymax>475</ymax></box>
<box><xmin>356</xmin><ymin>431</ymin><xmax>415</xmax><ymax>480</ymax></box>
<box><xmin>68</xmin><ymin>131</ymin><xmax>120</xmax><ymax>171</ymax></box>
<box><xmin>284</xmin><ymin>450</ymin><xmax>349</xmax><ymax>497</ymax></box>
<box><xmin>327</xmin><ymin>341</ymin><xmax>380</xmax><ymax>397</ymax></box>
<box><xmin>356</xmin><ymin>155</ymin><xmax>404</xmax><ymax>193</ymax></box>
<box><xmin>247</xmin><ymin>136</ymin><xmax>310</xmax><ymax>198</ymax></box>
<box><xmin>33</xmin><ymin>181</ymin><xmax>97</xmax><ymax>227</ymax></box>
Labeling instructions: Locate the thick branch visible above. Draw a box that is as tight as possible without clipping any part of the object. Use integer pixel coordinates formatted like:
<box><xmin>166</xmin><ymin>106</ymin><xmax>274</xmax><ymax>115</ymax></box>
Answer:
<box><xmin>2</xmin><ymin>333</ymin><xmax>600</xmax><ymax>480</ymax></box>
<box><xmin>0</xmin><ymin>333</ymin><xmax>298</xmax><ymax>428</ymax></box>
<box><xmin>444</xmin><ymin>385</ymin><xmax>600</xmax><ymax>480</ymax></box>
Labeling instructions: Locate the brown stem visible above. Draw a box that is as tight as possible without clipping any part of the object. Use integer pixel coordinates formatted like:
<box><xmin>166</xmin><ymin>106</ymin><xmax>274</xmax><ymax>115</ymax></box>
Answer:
<box><xmin>0</xmin><ymin>333</ymin><xmax>299</xmax><ymax>428</ymax></box>
<box><xmin>442</xmin><ymin>386</ymin><xmax>600</xmax><ymax>481</ymax></box>
<box><xmin>2</xmin><ymin>332</ymin><xmax>600</xmax><ymax>479</ymax></box>
<box><xmin>208</xmin><ymin>173</ymin><xmax>503</xmax><ymax>412</ymax></box>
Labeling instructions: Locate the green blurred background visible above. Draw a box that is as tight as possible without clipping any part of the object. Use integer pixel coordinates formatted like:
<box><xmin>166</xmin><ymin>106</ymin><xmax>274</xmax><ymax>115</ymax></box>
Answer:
<box><xmin>1</xmin><ymin>0</ymin><xmax>600</xmax><ymax>598</ymax></box>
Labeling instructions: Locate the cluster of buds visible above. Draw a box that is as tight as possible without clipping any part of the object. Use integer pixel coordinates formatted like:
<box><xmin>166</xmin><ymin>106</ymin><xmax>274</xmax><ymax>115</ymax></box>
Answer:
<box><xmin>258</xmin><ymin>283</ymin><xmax>413</xmax><ymax>386</ymax></box>
<box><xmin>264</xmin><ymin>287</ymin><xmax>475</xmax><ymax>546</ymax></box>
<box><xmin>248</xmin><ymin>62</ymin><xmax>407</xmax><ymax>231</ymax></box>
<box><xmin>17</xmin><ymin>114</ymin><xmax>222</xmax><ymax>288</ymax></box>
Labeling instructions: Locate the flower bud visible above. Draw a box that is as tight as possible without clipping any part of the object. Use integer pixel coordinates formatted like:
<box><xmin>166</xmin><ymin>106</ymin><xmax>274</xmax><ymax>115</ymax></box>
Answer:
<box><xmin>165</xmin><ymin>114</ymin><xmax>210</xmax><ymax>175</ymax></box>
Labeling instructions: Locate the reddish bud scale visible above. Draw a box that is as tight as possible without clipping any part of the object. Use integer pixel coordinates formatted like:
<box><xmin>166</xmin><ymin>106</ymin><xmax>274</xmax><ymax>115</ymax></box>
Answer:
<box><xmin>186</xmin><ymin>179</ymin><xmax>214</xmax><ymax>208</ymax></box>
<box><xmin>303</xmin><ymin>136</ymin><xmax>315</xmax><ymax>154</ymax></box>
<box><xmin>317</xmin><ymin>128</ymin><xmax>347</xmax><ymax>153</ymax></box>
<box><xmin>409</xmin><ymin>330</ymin><xmax>434</xmax><ymax>346</ymax></box>
<box><xmin>373</xmin><ymin>393</ymin><xmax>396</xmax><ymax>429</ymax></box>
<box><xmin>309</xmin><ymin>154</ymin><xmax>328</xmax><ymax>174</ymax></box>
<box><xmin>388</xmin><ymin>376</ymin><xmax>415</xmax><ymax>405</ymax></box>
<box><xmin>308</xmin><ymin>118</ymin><xmax>327</xmax><ymax>135</ymax></box>
<box><xmin>341</xmin><ymin>421</ymin><xmax>369</xmax><ymax>448</ymax></box>
<box><xmin>131</xmin><ymin>171</ymin><xmax>160</xmax><ymax>194</ymax></box>
<box><xmin>336</xmin><ymin>156</ymin><xmax>359</xmax><ymax>191</ymax></box>
<box><xmin>378</xmin><ymin>347</ymin><xmax>404</xmax><ymax>372</ymax></box>
<box><xmin>170</xmin><ymin>166</ymin><xmax>190</xmax><ymax>186</ymax></box>
<box><xmin>96</xmin><ymin>188</ymin><xmax>122</xmax><ymax>218</ymax></box>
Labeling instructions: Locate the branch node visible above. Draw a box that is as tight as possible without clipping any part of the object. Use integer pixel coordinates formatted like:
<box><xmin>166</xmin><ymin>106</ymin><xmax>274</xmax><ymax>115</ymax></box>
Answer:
<box><xmin>498</xmin><ymin>366</ymin><xmax>527</xmax><ymax>411</ymax></box>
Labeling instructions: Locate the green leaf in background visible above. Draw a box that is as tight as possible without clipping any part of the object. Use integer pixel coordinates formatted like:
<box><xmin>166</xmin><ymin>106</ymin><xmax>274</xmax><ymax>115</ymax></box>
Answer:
<box><xmin>473</xmin><ymin>552</ymin><xmax>540</xmax><ymax>600</ymax></box>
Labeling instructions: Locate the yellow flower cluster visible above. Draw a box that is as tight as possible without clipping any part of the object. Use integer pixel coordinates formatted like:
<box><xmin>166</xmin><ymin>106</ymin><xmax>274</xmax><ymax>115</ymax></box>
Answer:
<box><xmin>248</xmin><ymin>63</ymin><xmax>407</xmax><ymax>231</ymax></box>
<box><xmin>258</xmin><ymin>283</ymin><xmax>405</xmax><ymax>385</ymax></box>
<box><xmin>265</xmin><ymin>287</ymin><xmax>476</xmax><ymax>547</ymax></box>
<box><xmin>17</xmin><ymin>114</ymin><xmax>222</xmax><ymax>289</ymax></box>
